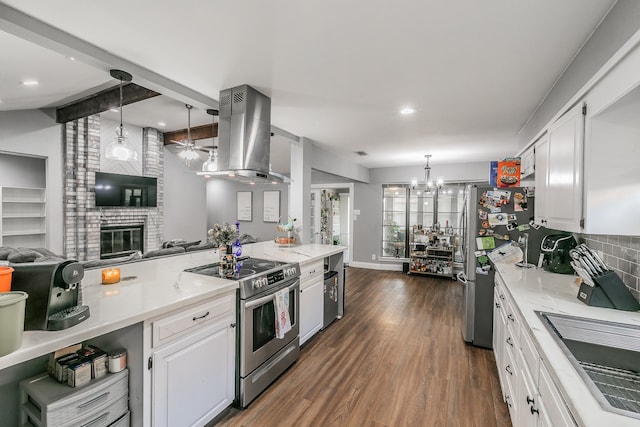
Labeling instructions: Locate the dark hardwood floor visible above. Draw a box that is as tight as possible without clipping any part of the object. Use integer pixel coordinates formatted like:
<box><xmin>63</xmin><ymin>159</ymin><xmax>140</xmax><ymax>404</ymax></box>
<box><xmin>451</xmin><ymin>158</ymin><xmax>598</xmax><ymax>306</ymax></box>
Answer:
<box><xmin>214</xmin><ymin>268</ymin><xmax>511</xmax><ymax>427</ymax></box>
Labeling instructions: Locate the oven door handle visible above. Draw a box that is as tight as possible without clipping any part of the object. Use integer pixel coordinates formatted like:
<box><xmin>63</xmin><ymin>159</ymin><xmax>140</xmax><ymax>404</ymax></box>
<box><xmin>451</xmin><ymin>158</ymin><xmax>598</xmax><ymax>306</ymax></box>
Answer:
<box><xmin>245</xmin><ymin>282</ymin><xmax>299</xmax><ymax>309</ymax></box>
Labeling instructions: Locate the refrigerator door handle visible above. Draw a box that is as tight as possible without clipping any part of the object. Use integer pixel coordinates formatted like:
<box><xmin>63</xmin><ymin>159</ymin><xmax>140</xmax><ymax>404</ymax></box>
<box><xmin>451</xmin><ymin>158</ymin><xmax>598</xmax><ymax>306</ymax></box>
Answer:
<box><xmin>457</xmin><ymin>271</ymin><xmax>468</xmax><ymax>285</ymax></box>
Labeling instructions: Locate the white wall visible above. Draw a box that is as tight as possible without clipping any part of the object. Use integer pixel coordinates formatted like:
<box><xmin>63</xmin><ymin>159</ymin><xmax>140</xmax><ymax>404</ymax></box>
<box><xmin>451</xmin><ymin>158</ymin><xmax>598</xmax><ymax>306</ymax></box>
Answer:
<box><xmin>0</xmin><ymin>153</ymin><xmax>46</xmax><ymax>187</ymax></box>
<box><xmin>0</xmin><ymin>109</ymin><xmax>63</xmax><ymax>253</ymax></box>
<box><xmin>206</xmin><ymin>179</ymin><xmax>289</xmax><ymax>243</ymax></box>
<box><xmin>162</xmin><ymin>148</ymin><xmax>208</xmax><ymax>242</ymax></box>
<box><xmin>311</xmin><ymin>143</ymin><xmax>370</xmax><ymax>183</ymax></box>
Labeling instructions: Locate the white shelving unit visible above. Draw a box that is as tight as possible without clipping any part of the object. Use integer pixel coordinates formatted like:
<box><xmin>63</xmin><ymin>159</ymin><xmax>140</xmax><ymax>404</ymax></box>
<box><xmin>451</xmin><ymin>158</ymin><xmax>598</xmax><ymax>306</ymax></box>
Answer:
<box><xmin>0</xmin><ymin>186</ymin><xmax>47</xmax><ymax>248</ymax></box>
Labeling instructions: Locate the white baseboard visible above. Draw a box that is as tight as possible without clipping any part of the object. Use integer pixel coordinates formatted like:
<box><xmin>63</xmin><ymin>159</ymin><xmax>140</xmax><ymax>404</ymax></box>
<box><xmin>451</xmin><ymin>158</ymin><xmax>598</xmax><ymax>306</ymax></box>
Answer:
<box><xmin>349</xmin><ymin>261</ymin><xmax>404</xmax><ymax>271</ymax></box>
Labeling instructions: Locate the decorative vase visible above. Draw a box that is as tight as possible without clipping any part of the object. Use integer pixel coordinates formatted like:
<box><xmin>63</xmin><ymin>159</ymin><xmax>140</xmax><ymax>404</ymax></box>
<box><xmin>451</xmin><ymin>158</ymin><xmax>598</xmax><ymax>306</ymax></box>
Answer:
<box><xmin>232</xmin><ymin>221</ymin><xmax>243</xmax><ymax>257</ymax></box>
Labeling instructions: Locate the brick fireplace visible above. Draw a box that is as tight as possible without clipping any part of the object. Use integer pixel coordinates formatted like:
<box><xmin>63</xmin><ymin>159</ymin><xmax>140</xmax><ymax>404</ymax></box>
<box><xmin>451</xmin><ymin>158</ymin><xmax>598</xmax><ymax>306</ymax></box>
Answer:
<box><xmin>63</xmin><ymin>115</ymin><xmax>164</xmax><ymax>261</ymax></box>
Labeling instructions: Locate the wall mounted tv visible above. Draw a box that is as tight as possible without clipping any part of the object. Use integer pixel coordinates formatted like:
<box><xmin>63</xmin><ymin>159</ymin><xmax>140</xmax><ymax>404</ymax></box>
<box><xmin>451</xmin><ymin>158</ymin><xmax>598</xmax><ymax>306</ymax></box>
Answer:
<box><xmin>94</xmin><ymin>172</ymin><xmax>157</xmax><ymax>207</ymax></box>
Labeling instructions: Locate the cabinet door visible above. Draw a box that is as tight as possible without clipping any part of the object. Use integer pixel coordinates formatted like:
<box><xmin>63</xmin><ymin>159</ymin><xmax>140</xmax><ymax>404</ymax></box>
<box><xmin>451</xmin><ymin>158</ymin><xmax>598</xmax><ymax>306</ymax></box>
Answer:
<box><xmin>545</xmin><ymin>103</ymin><xmax>585</xmax><ymax>232</ymax></box>
<box><xmin>533</xmin><ymin>135</ymin><xmax>549</xmax><ymax>225</ymax></box>
<box><xmin>516</xmin><ymin>350</ymin><xmax>540</xmax><ymax>427</ymax></box>
<box><xmin>538</xmin><ymin>363</ymin><xmax>576</xmax><ymax>427</ymax></box>
<box><xmin>152</xmin><ymin>316</ymin><xmax>235</xmax><ymax>427</ymax></box>
<box><xmin>299</xmin><ymin>278</ymin><xmax>323</xmax><ymax>345</ymax></box>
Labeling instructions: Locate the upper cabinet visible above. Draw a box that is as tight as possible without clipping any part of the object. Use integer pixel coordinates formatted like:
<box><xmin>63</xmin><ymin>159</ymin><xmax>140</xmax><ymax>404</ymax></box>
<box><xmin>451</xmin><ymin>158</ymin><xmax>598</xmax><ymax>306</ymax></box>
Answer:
<box><xmin>581</xmin><ymin>39</ymin><xmax>640</xmax><ymax>236</ymax></box>
<box><xmin>531</xmin><ymin>36</ymin><xmax>640</xmax><ymax>236</ymax></box>
<box><xmin>544</xmin><ymin>103</ymin><xmax>585</xmax><ymax>233</ymax></box>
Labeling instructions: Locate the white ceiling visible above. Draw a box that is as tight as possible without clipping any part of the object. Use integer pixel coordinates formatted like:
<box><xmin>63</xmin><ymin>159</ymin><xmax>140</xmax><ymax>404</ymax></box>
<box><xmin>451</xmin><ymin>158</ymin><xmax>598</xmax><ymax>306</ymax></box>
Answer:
<box><xmin>0</xmin><ymin>0</ymin><xmax>616</xmax><ymax>169</ymax></box>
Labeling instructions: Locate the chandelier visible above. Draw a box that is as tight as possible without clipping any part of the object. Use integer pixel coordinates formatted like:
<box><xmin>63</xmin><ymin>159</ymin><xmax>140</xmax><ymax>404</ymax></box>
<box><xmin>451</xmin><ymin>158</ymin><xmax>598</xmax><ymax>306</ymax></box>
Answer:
<box><xmin>411</xmin><ymin>155</ymin><xmax>444</xmax><ymax>193</ymax></box>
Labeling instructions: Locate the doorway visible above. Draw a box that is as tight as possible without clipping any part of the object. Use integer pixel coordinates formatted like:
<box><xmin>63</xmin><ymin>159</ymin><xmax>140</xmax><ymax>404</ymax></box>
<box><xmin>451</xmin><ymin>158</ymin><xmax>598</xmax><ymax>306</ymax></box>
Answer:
<box><xmin>311</xmin><ymin>183</ymin><xmax>354</xmax><ymax>264</ymax></box>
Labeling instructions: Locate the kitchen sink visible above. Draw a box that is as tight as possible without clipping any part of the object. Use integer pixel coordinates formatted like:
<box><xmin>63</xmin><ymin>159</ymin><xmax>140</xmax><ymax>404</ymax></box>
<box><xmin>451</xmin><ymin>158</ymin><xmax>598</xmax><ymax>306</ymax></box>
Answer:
<box><xmin>536</xmin><ymin>311</ymin><xmax>640</xmax><ymax>420</ymax></box>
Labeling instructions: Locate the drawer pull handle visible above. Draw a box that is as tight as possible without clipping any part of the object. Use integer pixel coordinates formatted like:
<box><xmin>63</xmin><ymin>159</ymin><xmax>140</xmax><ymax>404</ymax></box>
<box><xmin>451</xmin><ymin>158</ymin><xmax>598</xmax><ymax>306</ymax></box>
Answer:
<box><xmin>505</xmin><ymin>365</ymin><xmax>513</xmax><ymax>375</ymax></box>
<box><xmin>230</xmin><ymin>323</ymin><xmax>236</xmax><ymax>328</ymax></box>
<box><xmin>81</xmin><ymin>412</ymin><xmax>109</xmax><ymax>427</ymax></box>
<box><xmin>500</xmin><ymin>294</ymin><xmax>505</xmax><ymax>300</ymax></box>
<box><xmin>78</xmin><ymin>392</ymin><xmax>109</xmax><ymax>409</ymax></box>
<box><xmin>507</xmin><ymin>314</ymin><xmax>515</xmax><ymax>322</ymax></box>
<box><xmin>495</xmin><ymin>302</ymin><xmax>501</xmax><ymax>308</ymax></box>
<box><xmin>193</xmin><ymin>311</ymin><xmax>210</xmax><ymax>321</ymax></box>
<box><xmin>506</xmin><ymin>337</ymin><xmax>513</xmax><ymax>347</ymax></box>
<box><xmin>527</xmin><ymin>396</ymin><xmax>535</xmax><ymax>405</ymax></box>
<box><xmin>530</xmin><ymin>406</ymin><xmax>539</xmax><ymax>415</ymax></box>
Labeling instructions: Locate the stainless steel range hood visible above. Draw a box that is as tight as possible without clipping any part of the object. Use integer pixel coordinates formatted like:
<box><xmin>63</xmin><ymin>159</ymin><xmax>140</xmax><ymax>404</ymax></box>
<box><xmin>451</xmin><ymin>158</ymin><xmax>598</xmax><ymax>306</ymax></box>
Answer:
<box><xmin>198</xmin><ymin>84</ymin><xmax>288</xmax><ymax>184</ymax></box>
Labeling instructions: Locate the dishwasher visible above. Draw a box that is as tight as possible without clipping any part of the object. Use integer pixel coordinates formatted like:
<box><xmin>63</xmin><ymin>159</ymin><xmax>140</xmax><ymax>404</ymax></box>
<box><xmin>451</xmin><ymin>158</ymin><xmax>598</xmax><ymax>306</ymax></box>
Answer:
<box><xmin>323</xmin><ymin>271</ymin><xmax>339</xmax><ymax>328</ymax></box>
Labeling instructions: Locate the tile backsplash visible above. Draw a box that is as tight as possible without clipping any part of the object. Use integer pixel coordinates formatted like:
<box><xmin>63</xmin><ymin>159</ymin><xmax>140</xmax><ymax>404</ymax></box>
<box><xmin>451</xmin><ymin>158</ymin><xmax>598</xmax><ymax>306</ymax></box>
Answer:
<box><xmin>578</xmin><ymin>234</ymin><xmax>640</xmax><ymax>302</ymax></box>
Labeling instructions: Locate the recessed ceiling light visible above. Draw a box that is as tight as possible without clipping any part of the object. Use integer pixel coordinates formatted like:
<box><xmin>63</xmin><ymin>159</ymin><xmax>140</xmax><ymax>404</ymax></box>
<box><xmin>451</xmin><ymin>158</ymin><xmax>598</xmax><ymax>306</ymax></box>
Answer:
<box><xmin>20</xmin><ymin>80</ymin><xmax>39</xmax><ymax>86</ymax></box>
<box><xmin>158</xmin><ymin>122</ymin><xmax>166</xmax><ymax>127</ymax></box>
<box><xmin>67</xmin><ymin>56</ymin><xmax>76</xmax><ymax>61</ymax></box>
<box><xmin>400</xmin><ymin>107</ymin><xmax>416</xmax><ymax>115</ymax></box>
<box><xmin>110</xmin><ymin>108</ymin><xmax>119</xmax><ymax>113</ymax></box>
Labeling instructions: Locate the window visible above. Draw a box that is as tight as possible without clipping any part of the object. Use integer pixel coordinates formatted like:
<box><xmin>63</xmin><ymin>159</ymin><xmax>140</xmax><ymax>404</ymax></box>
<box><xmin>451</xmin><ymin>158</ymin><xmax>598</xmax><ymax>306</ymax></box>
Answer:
<box><xmin>382</xmin><ymin>183</ymin><xmax>466</xmax><ymax>258</ymax></box>
<box><xmin>382</xmin><ymin>185</ymin><xmax>408</xmax><ymax>258</ymax></box>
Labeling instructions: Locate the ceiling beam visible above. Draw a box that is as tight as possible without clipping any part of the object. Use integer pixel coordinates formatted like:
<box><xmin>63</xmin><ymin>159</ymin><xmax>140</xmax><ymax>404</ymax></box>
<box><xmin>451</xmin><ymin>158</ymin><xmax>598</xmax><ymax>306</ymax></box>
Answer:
<box><xmin>55</xmin><ymin>83</ymin><xmax>160</xmax><ymax>123</ymax></box>
<box><xmin>164</xmin><ymin>123</ymin><xmax>218</xmax><ymax>144</ymax></box>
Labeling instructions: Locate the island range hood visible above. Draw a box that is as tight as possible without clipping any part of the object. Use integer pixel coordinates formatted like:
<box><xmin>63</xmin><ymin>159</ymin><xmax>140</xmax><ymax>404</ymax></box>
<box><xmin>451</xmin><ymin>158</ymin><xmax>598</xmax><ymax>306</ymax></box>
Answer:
<box><xmin>198</xmin><ymin>84</ymin><xmax>288</xmax><ymax>184</ymax></box>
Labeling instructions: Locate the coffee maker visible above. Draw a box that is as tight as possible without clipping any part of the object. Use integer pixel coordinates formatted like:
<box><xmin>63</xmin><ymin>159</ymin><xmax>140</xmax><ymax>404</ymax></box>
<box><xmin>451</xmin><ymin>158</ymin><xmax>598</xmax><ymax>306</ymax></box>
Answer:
<box><xmin>10</xmin><ymin>260</ymin><xmax>90</xmax><ymax>331</ymax></box>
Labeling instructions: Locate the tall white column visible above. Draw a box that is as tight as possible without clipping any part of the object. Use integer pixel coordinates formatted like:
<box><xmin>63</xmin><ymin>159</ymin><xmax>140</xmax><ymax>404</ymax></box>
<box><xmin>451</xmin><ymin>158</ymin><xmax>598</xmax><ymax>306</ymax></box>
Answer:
<box><xmin>289</xmin><ymin>137</ymin><xmax>312</xmax><ymax>243</ymax></box>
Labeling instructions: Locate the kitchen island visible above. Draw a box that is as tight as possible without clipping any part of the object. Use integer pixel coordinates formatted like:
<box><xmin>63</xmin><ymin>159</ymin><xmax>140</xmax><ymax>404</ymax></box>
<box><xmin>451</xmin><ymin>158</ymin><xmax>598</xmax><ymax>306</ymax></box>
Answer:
<box><xmin>493</xmin><ymin>262</ymin><xmax>640</xmax><ymax>427</ymax></box>
<box><xmin>0</xmin><ymin>242</ymin><xmax>345</xmax><ymax>426</ymax></box>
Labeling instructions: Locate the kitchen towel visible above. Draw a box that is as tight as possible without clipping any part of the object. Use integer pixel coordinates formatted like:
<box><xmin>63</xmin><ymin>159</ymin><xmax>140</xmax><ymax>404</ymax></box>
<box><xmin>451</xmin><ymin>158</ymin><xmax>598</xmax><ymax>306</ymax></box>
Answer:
<box><xmin>274</xmin><ymin>288</ymin><xmax>291</xmax><ymax>339</ymax></box>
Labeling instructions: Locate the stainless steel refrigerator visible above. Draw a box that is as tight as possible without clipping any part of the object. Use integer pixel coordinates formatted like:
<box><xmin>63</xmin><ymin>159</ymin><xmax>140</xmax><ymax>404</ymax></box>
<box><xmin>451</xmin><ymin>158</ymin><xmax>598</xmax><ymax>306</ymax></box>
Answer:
<box><xmin>458</xmin><ymin>183</ymin><xmax>545</xmax><ymax>349</ymax></box>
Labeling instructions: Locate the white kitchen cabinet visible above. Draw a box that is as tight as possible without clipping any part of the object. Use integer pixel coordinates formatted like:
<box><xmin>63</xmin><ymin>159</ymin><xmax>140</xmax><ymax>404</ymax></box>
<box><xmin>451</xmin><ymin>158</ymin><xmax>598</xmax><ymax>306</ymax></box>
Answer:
<box><xmin>144</xmin><ymin>293</ymin><xmax>236</xmax><ymax>427</ymax></box>
<box><xmin>533</xmin><ymin>135</ymin><xmax>549</xmax><ymax>226</ymax></box>
<box><xmin>493</xmin><ymin>274</ymin><xmax>576</xmax><ymax>427</ymax></box>
<box><xmin>299</xmin><ymin>259</ymin><xmax>324</xmax><ymax>345</ymax></box>
<box><xmin>0</xmin><ymin>186</ymin><xmax>47</xmax><ymax>248</ymax></box>
<box><xmin>544</xmin><ymin>103</ymin><xmax>585</xmax><ymax>233</ymax></box>
<box><xmin>520</xmin><ymin>145</ymin><xmax>535</xmax><ymax>179</ymax></box>
<box><xmin>581</xmin><ymin>39</ymin><xmax>640</xmax><ymax>235</ymax></box>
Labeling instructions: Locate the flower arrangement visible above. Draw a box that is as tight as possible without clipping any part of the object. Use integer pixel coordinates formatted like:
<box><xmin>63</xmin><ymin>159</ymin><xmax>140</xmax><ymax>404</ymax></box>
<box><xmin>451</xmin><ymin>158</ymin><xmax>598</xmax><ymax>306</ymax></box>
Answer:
<box><xmin>208</xmin><ymin>222</ymin><xmax>238</xmax><ymax>247</ymax></box>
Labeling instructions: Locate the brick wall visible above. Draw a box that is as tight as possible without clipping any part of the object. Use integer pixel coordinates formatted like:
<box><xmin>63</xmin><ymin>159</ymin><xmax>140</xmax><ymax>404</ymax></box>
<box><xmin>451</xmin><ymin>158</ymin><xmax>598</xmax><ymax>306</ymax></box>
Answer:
<box><xmin>578</xmin><ymin>234</ymin><xmax>640</xmax><ymax>302</ymax></box>
<box><xmin>64</xmin><ymin>115</ymin><xmax>164</xmax><ymax>260</ymax></box>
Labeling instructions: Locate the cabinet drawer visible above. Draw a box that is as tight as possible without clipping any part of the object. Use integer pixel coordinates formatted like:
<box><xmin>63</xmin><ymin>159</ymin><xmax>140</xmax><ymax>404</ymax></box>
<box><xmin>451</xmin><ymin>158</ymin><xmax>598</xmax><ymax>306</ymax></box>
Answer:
<box><xmin>152</xmin><ymin>293</ymin><xmax>235</xmax><ymax>348</ymax></box>
<box><xmin>300</xmin><ymin>260</ymin><xmax>323</xmax><ymax>281</ymax></box>
<box><xmin>503</xmin><ymin>345</ymin><xmax>519</xmax><ymax>418</ymax></box>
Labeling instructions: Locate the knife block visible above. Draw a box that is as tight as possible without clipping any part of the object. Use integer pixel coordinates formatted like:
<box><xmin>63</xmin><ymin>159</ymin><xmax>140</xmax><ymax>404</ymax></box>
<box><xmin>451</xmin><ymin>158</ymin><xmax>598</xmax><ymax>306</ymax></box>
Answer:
<box><xmin>577</xmin><ymin>270</ymin><xmax>640</xmax><ymax>311</ymax></box>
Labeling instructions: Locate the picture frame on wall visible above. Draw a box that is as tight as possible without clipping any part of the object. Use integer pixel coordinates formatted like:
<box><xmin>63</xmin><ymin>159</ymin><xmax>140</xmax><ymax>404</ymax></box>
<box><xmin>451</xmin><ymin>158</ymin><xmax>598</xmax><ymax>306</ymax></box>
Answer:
<box><xmin>263</xmin><ymin>190</ymin><xmax>280</xmax><ymax>222</ymax></box>
<box><xmin>237</xmin><ymin>191</ymin><xmax>252</xmax><ymax>221</ymax></box>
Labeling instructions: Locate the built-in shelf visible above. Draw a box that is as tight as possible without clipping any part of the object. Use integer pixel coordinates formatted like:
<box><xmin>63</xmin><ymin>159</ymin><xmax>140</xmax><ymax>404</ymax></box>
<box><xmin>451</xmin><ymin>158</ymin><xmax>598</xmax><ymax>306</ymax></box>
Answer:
<box><xmin>0</xmin><ymin>186</ymin><xmax>47</xmax><ymax>247</ymax></box>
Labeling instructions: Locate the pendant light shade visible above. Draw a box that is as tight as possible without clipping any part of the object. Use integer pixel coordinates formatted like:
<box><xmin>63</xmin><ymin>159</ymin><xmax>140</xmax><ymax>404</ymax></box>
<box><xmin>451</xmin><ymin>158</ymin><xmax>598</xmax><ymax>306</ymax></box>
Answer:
<box><xmin>105</xmin><ymin>70</ymin><xmax>138</xmax><ymax>162</ymax></box>
<box><xmin>201</xmin><ymin>108</ymin><xmax>219</xmax><ymax>172</ymax></box>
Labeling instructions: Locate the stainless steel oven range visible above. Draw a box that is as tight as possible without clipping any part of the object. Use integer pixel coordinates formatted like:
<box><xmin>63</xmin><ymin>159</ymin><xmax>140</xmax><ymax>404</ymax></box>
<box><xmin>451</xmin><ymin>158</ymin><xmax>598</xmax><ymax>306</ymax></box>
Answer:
<box><xmin>184</xmin><ymin>257</ymin><xmax>300</xmax><ymax>407</ymax></box>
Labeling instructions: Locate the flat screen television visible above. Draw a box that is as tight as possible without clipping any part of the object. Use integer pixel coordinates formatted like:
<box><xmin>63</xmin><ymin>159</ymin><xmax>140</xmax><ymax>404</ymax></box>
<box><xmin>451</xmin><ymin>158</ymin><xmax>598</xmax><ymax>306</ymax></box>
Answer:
<box><xmin>94</xmin><ymin>172</ymin><xmax>157</xmax><ymax>207</ymax></box>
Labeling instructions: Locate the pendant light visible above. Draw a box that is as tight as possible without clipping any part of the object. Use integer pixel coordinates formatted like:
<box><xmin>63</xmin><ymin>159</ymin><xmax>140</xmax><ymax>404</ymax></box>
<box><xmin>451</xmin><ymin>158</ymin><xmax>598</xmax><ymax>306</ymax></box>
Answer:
<box><xmin>177</xmin><ymin>104</ymin><xmax>199</xmax><ymax>166</ymax></box>
<box><xmin>202</xmin><ymin>109</ymin><xmax>219</xmax><ymax>172</ymax></box>
<box><xmin>105</xmin><ymin>70</ymin><xmax>138</xmax><ymax>162</ymax></box>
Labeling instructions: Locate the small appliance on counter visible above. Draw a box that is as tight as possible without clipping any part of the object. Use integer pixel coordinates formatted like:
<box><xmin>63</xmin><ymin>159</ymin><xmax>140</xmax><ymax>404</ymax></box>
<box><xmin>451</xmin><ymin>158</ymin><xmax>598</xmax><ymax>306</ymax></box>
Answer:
<box><xmin>10</xmin><ymin>260</ymin><xmax>90</xmax><ymax>331</ymax></box>
<box><xmin>541</xmin><ymin>233</ymin><xmax>577</xmax><ymax>274</ymax></box>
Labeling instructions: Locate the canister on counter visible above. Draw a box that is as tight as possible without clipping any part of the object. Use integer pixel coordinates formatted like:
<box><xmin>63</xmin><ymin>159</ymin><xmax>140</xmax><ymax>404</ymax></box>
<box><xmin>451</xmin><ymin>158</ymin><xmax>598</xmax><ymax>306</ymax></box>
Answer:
<box><xmin>108</xmin><ymin>349</ymin><xmax>127</xmax><ymax>373</ymax></box>
<box><xmin>54</xmin><ymin>353</ymin><xmax>80</xmax><ymax>383</ymax></box>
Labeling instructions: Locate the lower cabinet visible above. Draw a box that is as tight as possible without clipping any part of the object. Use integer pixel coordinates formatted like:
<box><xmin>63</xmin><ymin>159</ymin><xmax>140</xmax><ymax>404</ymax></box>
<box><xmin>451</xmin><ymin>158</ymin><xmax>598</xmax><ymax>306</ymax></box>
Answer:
<box><xmin>299</xmin><ymin>276</ymin><xmax>323</xmax><ymax>345</ymax></box>
<box><xmin>144</xmin><ymin>293</ymin><xmax>236</xmax><ymax>427</ymax></box>
<box><xmin>493</xmin><ymin>276</ymin><xmax>576</xmax><ymax>427</ymax></box>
